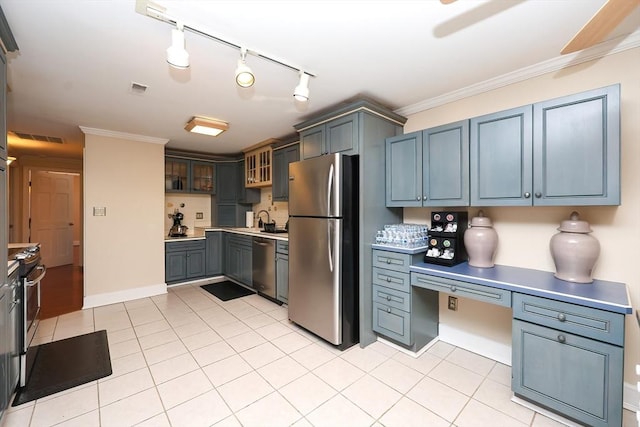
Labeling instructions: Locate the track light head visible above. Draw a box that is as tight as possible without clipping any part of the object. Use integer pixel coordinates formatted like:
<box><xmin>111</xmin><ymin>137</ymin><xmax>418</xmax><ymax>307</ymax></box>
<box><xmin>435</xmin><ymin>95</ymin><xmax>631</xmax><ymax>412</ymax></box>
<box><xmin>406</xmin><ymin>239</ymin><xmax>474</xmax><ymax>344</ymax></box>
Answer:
<box><xmin>235</xmin><ymin>48</ymin><xmax>255</xmax><ymax>88</ymax></box>
<box><xmin>293</xmin><ymin>72</ymin><xmax>310</xmax><ymax>102</ymax></box>
<box><xmin>166</xmin><ymin>24</ymin><xmax>189</xmax><ymax>69</ymax></box>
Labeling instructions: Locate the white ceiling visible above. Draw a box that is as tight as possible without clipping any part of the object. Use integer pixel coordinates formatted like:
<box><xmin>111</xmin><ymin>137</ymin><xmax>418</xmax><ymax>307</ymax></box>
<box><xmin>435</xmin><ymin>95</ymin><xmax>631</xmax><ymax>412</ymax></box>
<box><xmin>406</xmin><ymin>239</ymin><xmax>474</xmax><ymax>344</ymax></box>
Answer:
<box><xmin>2</xmin><ymin>0</ymin><xmax>639</xmax><ymax>160</ymax></box>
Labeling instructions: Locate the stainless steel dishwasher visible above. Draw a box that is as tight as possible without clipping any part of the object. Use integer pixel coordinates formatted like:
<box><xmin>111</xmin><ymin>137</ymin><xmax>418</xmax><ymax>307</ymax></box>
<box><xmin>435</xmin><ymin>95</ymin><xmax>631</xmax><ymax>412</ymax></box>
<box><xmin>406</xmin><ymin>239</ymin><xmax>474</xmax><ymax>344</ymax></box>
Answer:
<box><xmin>252</xmin><ymin>237</ymin><xmax>276</xmax><ymax>299</ymax></box>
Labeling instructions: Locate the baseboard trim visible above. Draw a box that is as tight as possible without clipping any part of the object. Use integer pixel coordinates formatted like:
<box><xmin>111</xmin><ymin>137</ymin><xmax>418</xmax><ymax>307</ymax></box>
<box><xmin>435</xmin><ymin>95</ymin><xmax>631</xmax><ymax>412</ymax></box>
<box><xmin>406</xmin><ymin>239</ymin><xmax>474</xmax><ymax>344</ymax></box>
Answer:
<box><xmin>624</xmin><ymin>380</ymin><xmax>639</xmax><ymax>413</ymax></box>
<box><xmin>82</xmin><ymin>283</ymin><xmax>167</xmax><ymax>309</ymax></box>
<box><xmin>376</xmin><ymin>335</ymin><xmax>438</xmax><ymax>358</ymax></box>
<box><xmin>438</xmin><ymin>323</ymin><xmax>512</xmax><ymax>366</ymax></box>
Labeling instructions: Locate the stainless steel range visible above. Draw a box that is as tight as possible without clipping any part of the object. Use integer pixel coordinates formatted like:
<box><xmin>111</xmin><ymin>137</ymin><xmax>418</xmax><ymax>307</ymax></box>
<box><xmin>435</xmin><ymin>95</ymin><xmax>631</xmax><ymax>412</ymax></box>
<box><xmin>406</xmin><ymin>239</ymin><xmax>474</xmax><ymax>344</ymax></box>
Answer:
<box><xmin>8</xmin><ymin>244</ymin><xmax>46</xmax><ymax>387</ymax></box>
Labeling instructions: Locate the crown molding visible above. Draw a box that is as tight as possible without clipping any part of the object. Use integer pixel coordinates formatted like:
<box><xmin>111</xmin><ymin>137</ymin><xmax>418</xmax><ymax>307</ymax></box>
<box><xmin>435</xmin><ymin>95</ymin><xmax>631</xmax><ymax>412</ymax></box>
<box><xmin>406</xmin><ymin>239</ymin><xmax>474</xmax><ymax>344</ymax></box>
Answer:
<box><xmin>79</xmin><ymin>126</ymin><xmax>169</xmax><ymax>145</ymax></box>
<box><xmin>395</xmin><ymin>31</ymin><xmax>640</xmax><ymax>117</ymax></box>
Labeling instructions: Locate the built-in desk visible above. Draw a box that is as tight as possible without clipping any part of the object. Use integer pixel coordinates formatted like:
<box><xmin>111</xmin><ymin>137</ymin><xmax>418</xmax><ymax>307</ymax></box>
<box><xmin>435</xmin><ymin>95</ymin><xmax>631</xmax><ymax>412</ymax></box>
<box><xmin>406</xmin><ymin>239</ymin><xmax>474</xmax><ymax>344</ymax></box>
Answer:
<box><xmin>371</xmin><ymin>244</ymin><xmax>632</xmax><ymax>427</ymax></box>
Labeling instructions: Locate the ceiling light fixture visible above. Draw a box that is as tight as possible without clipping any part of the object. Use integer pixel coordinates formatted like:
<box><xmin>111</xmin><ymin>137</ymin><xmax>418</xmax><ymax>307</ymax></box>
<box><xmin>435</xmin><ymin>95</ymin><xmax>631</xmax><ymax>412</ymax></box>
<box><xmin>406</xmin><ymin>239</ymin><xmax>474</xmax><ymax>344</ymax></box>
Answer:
<box><xmin>166</xmin><ymin>22</ymin><xmax>189</xmax><ymax>69</ymax></box>
<box><xmin>235</xmin><ymin>47</ymin><xmax>255</xmax><ymax>88</ymax></box>
<box><xmin>184</xmin><ymin>116</ymin><xmax>229</xmax><ymax>137</ymax></box>
<box><xmin>293</xmin><ymin>72</ymin><xmax>310</xmax><ymax>102</ymax></box>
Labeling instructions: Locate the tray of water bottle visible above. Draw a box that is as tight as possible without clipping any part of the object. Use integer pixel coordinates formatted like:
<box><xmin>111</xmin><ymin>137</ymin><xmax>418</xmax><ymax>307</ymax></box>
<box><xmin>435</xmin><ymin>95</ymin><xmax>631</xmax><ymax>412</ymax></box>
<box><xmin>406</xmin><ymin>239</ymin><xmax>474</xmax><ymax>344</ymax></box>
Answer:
<box><xmin>374</xmin><ymin>224</ymin><xmax>429</xmax><ymax>249</ymax></box>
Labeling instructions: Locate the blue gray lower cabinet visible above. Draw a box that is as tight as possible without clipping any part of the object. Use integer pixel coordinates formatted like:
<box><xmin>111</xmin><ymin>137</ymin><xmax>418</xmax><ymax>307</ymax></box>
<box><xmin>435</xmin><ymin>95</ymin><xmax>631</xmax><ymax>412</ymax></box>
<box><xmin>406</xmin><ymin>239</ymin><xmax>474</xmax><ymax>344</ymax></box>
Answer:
<box><xmin>224</xmin><ymin>234</ymin><xmax>252</xmax><ymax>287</ymax></box>
<box><xmin>371</xmin><ymin>249</ymin><xmax>438</xmax><ymax>351</ymax></box>
<box><xmin>276</xmin><ymin>240</ymin><xmax>289</xmax><ymax>303</ymax></box>
<box><xmin>165</xmin><ymin>240</ymin><xmax>206</xmax><ymax>284</ymax></box>
<box><xmin>205</xmin><ymin>231</ymin><xmax>222</xmax><ymax>276</ymax></box>
<box><xmin>512</xmin><ymin>294</ymin><xmax>624</xmax><ymax>427</ymax></box>
<box><xmin>372</xmin><ymin>246</ymin><xmax>630</xmax><ymax>427</ymax></box>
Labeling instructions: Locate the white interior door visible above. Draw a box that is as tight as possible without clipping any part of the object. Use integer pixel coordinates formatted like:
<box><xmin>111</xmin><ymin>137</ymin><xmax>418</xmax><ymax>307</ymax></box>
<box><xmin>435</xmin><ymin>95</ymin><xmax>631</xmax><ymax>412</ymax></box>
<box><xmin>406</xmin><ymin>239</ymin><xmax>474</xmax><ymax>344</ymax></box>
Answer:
<box><xmin>31</xmin><ymin>171</ymin><xmax>74</xmax><ymax>267</ymax></box>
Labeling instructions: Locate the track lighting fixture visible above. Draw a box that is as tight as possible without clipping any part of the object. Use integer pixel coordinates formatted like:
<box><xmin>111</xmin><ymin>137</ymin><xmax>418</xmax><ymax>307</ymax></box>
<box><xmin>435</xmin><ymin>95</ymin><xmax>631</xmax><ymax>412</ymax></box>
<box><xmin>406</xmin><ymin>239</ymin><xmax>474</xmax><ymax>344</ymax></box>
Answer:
<box><xmin>185</xmin><ymin>116</ymin><xmax>229</xmax><ymax>137</ymax></box>
<box><xmin>235</xmin><ymin>48</ymin><xmax>255</xmax><ymax>88</ymax></box>
<box><xmin>139</xmin><ymin>1</ymin><xmax>315</xmax><ymax>100</ymax></box>
<box><xmin>166</xmin><ymin>22</ymin><xmax>189</xmax><ymax>69</ymax></box>
<box><xmin>293</xmin><ymin>72</ymin><xmax>310</xmax><ymax>102</ymax></box>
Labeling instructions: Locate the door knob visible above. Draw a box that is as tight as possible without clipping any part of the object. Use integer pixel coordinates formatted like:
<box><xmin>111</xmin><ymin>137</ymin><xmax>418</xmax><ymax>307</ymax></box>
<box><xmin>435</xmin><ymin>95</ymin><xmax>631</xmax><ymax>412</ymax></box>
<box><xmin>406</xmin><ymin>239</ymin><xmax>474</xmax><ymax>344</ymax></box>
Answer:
<box><xmin>557</xmin><ymin>334</ymin><xmax>566</xmax><ymax>343</ymax></box>
<box><xmin>524</xmin><ymin>192</ymin><xmax>531</xmax><ymax>198</ymax></box>
<box><xmin>535</xmin><ymin>192</ymin><xmax>542</xmax><ymax>198</ymax></box>
<box><xmin>69</xmin><ymin>222</ymin><xmax>74</xmax><ymax>226</ymax></box>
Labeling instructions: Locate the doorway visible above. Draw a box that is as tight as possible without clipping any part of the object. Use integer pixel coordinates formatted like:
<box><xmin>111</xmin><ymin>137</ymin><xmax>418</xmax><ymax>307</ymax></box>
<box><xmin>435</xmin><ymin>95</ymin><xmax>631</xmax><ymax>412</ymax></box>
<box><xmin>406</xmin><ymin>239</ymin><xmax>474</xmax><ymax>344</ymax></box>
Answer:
<box><xmin>21</xmin><ymin>167</ymin><xmax>83</xmax><ymax>318</ymax></box>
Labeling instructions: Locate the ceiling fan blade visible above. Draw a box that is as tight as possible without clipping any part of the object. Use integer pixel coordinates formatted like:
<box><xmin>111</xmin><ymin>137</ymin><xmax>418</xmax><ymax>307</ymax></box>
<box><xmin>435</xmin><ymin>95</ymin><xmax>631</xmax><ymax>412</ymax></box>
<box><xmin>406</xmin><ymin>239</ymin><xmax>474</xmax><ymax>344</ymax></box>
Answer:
<box><xmin>561</xmin><ymin>0</ymin><xmax>640</xmax><ymax>54</ymax></box>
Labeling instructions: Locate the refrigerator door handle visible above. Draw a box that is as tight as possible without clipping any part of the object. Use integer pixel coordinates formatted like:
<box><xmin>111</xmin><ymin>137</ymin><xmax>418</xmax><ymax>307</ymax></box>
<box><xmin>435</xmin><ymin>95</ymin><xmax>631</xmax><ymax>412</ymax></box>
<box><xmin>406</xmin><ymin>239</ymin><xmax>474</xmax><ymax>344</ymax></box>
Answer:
<box><xmin>327</xmin><ymin>220</ymin><xmax>334</xmax><ymax>272</ymax></box>
<box><xmin>327</xmin><ymin>163</ymin><xmax>335</xmax><ymax>272</ymax></box>
<box><xmin>327</xmin><ymin>163</ymin><xmax>334</xmax><ymax>215</ymax></box>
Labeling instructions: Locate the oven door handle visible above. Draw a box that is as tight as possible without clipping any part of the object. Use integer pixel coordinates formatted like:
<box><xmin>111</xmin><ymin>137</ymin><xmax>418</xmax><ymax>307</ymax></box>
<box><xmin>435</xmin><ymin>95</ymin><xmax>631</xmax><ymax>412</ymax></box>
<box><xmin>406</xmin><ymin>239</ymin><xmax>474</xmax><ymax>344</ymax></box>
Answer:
<box><xmin>26</xmin><ymin>265</ymin><xmax>47</xmax><ymax>286</ymax></box>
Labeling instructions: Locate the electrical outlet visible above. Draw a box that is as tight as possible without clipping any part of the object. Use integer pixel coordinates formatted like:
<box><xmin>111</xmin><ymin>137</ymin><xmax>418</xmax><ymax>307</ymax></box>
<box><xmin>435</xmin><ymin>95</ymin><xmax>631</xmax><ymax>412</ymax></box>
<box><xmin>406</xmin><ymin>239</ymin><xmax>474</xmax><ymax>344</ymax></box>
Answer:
<box><xmin>196</xmin><ymin>212</ymin><xmax>203</xmax><ymax>219</ymax></box>
<box><xmin>448</xmin><ymin>296</ymin><xmax>458</xmax><ymax>311</ymax></box>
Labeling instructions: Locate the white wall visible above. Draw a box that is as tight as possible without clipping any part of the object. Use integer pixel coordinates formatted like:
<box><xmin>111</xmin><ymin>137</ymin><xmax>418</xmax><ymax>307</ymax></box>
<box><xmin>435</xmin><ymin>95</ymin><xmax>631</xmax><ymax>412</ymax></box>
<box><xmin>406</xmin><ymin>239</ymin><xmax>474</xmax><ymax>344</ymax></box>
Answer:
<box><xmin>403</xmin><ymin>48</ymin><xmax>640</xmax><ymax>387</ymax></box>
<box><xmin>83</xmin><ymin>129</ymin><xmax>167</xmax><ymax>306</ymax></box>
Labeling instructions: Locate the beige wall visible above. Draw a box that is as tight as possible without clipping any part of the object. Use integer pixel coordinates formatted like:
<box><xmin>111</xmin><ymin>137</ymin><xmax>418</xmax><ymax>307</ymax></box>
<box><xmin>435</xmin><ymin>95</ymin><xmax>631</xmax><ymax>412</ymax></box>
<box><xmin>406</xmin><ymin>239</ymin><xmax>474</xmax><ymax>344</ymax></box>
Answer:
<box><xmin>402</xmin><ymin>48</ymin><xmax>640</xmax><ymax>386</ymax></box>
<box><xmin>84</xmin><ymin>132</ymin><xmax>165</xmax><ymax>301</ymax></box>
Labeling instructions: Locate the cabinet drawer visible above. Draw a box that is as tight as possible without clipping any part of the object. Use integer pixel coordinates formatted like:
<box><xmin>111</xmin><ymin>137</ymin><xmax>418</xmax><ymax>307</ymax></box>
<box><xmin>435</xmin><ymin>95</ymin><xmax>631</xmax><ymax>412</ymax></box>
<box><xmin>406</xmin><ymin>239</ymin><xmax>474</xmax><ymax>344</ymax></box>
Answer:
<box><xmin>513</xmin><ymin>293</ymin><xmax>624</xmax><ymax>346</ymax></box>
<box><xmin>411</xmin><ymin>272</ymin><xmax>511</xmax><ymax>308</ymax></box>
<box><xmin>373</xmin><ymin>285</ymin><xmax>410</xmax><ymax>312</ymax></box>
<box><xmin>373</xmin><ymin>302</ymin><xmax>411</xmax><ymax>346</ymax></box>
<box><xmin>276</xmin><ymin>241</ymin><xmax>289</xmax><ymax>255</ymax></box>
<box><xmin>165</xmin><ymin>240</ymin><xmax>206</xmax><ymax>252</ymax></box>
<box><xmin>372</xmin><ymin>250</ymin><xmax>411</xmax><ymax>273</ymax></box>
<box><xmin>372</xmin><ymin>267</ymin><xmax>410</xmax><ymax>293</ymax></box>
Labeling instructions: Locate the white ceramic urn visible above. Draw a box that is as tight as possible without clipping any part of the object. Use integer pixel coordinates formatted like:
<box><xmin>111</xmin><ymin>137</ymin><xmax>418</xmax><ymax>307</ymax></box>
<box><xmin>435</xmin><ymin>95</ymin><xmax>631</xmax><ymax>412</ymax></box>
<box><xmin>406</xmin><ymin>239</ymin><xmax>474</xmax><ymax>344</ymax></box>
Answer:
<box><xmin>549</xmin><ymin>211</ymin><xmax>600</xmax><ymax>283</ymax></box>
<box><xmin>464</xmin><ymin>210</ymin><xmax>498</xmax><ymax>268</ymax></box>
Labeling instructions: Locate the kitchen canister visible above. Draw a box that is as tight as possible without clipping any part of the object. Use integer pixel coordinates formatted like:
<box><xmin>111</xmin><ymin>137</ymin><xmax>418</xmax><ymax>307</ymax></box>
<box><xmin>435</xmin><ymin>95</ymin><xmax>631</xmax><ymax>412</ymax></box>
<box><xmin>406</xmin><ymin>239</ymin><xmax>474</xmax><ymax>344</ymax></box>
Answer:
<box><xmin>550</xmin><ymin>211</ymin><xmax>600</xmax><ymax>283</ymax></box>
<box><xmin>464</xmin><ymin>210</ymin><xmax>498</xmax><ymax>268</ymax></box>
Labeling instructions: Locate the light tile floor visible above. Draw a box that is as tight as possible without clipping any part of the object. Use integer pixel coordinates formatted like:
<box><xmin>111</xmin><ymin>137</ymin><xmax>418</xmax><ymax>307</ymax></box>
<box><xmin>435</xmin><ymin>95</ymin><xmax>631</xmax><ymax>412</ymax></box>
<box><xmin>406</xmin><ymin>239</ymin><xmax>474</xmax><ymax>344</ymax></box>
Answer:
<box><xmin>2</xmin><ymin>282</ymin><xmax>636</xmax><ymax>427</ymax></box>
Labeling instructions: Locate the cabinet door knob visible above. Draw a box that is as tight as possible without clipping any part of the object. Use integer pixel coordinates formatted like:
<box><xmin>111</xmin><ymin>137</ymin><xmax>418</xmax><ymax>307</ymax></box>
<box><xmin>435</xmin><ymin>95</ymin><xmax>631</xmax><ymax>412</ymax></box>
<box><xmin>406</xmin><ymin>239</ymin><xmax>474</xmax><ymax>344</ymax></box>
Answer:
<box><xmin>535</xmin><ymin>192</ymin><xmax>542</xmax><ymax>198</ymax></box>
<box><xmin>451</xmin><ymin>286</ymin><xmax>457</xmax><ymax>292</ymax></box>
<box><xmin>416</xmin><ymin>196</ymin><xmax>421</xmax><ymax>201</ymax></box>
<box><xmin>524</xmin><ymin>192</ymin><xmax>531</xmax><ymax>198</ymax></box>
<box><xmin>557</xmin><ymin>313</ymin><xmax>566</xmax><ymax>322</ymax></box>
<box><xmin>423</xmin><ymin>195</ymin><xmax>427</xmax><ymax>201</ymax></box>
<box><xmin>386</xmin><ymin>295</ymin><xmax>391</xmax><ymax>301</ymax></box>
<box><xmin>386</xmin><ymin>277</ymin><xmax>391</xmax><ymax>282</ymax></box>
<box><xmin>386</xmin><ymin>307</ymin><xmax>391</xmax><ymax>313</ymax></box>
<box><xmin>557</xmin><ymin>334</ymin><xmax>566</xmax><ymax>343</ymax></box>
<box><xmin>386</xmin><ymin>259</ymin><xmax>391</xmax><ymax>264</ymax></box>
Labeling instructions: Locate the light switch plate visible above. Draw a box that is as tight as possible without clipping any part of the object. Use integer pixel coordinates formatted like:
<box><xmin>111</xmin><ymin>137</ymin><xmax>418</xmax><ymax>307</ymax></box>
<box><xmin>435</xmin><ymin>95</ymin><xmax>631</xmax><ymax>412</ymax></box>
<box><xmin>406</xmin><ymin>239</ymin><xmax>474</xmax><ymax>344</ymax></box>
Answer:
<box><xmin>93</xmin><ymin>207</ymin><xmax>107</xmax><ymax>216</ymax></box>
<box><xmin>196</xmin><ymin>212</ymin><xmax>203</xmax><ymax>219</ymax></box>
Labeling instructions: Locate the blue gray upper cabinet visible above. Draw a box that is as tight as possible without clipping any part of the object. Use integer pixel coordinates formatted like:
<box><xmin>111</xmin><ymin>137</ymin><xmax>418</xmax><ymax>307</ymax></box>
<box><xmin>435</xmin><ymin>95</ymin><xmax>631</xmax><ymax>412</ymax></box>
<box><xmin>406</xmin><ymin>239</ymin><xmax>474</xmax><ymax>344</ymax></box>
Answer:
<box><xmin>386</xmin><ymin>121</ymin><xmax>469</xmax><ymax>207</ymax></box>
<box><xmin>272</xmin><ymin>144</ymin><xmax>300</xmax><ymax>201</ymax></box>
<box><xmin>299</xmin><ymin>112</ymin><xmax>359</xmax><ymax>160</ymax></box>
<box><xmin>423</xmin><ymin>120</ymin><xmax>469</xmax><ymax>206</ymax></box>
<box><xmin>533</xmin><ymin>84</ymin><xmax>620</xmax><ymax>206</ymax></box>
<box><xmin>386</xmin><ymin>131</ymin><xmax>423</xmax><ymax>207</ymax></box>
<box><xmin>470</xmin><ymin>106</ymin><xmax>533</xmax><ymax>206</ymax></box>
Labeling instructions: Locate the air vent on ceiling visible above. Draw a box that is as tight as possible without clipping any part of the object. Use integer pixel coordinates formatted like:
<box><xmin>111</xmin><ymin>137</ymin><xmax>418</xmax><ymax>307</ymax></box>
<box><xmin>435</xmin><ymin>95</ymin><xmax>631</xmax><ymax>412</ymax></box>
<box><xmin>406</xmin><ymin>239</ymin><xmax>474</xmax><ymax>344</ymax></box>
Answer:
<box><xmin>12</xmin><ymin>131</ymin><xmax>64</xmax><ymax>144</ymax></box>
<box><xmin>130</xmin><ymin>81</ymin><xmax>148</xmax><ymax>95</ymax></box>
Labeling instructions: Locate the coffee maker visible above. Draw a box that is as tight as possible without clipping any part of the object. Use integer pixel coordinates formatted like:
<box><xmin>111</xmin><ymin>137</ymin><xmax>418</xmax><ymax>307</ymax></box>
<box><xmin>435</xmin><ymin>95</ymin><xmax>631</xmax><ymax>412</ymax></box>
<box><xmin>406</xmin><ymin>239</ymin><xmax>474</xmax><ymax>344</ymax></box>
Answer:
<box><xmin>168</xmin><ymin>209</ymin><xmax>189</xmax><ymax>237</ymax></box>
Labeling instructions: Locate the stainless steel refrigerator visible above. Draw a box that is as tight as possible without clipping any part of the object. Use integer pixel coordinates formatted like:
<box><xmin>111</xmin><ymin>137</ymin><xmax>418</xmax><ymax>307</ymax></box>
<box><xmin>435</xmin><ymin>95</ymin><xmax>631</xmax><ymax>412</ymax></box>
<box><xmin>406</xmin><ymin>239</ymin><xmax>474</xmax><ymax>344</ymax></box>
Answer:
<box><xmin>288</xmin><ymin>153</ymin><xmax>358</xmax><ymax>349</ymax></box>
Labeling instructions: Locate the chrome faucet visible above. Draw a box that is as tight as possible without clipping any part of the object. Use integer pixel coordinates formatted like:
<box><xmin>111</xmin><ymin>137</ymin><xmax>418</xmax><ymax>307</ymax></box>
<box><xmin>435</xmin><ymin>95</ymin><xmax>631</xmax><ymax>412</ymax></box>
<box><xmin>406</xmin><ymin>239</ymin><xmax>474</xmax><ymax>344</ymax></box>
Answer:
<box><xmin>257</xmin><ymin>210</ymin><xmax>270</xmax><ymax>228</ymax></box>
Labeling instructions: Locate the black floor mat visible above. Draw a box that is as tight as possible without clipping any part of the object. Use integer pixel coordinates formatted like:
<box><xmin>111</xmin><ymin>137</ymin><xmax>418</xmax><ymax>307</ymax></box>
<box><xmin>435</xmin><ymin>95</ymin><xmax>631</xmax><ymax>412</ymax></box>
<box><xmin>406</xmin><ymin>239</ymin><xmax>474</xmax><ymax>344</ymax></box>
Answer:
<box><xmin>12</xmin><ymin>330</ymin><xmax>112</xmax><ymax>406</ymax></box>
<box><xmin>201</xmin><ymin>281</ymin><xmax>256</xmax><ymax>301</ymax></box>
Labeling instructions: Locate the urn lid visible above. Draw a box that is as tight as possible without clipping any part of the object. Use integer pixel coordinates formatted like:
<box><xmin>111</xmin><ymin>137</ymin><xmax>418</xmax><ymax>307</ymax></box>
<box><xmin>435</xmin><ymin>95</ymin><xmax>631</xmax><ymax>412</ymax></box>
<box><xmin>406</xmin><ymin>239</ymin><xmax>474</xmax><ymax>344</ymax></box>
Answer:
<box><xmin>558</xmin><ymin>211</ymin><xmax>592</xmax><ymax>233</ymax></box>
<box><xmin>470</xmin><ymin>210</ymin><xmax>493</xmax><ymax>227</ymax></box>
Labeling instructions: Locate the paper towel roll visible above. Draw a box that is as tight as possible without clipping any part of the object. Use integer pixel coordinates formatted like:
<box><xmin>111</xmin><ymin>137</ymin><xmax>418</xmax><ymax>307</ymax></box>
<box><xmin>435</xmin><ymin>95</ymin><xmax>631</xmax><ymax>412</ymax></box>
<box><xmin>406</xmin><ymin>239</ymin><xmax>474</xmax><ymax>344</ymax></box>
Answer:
<box><xmin>246</xmin><ymin>211</ymin><xmax>253</xmax><ymax>228</ymax></box>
